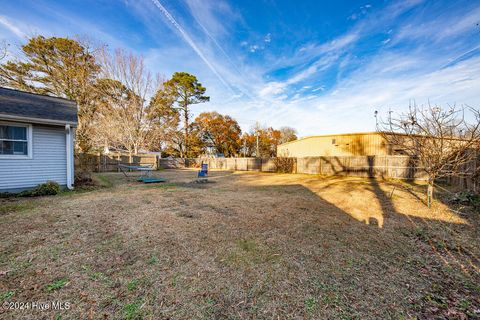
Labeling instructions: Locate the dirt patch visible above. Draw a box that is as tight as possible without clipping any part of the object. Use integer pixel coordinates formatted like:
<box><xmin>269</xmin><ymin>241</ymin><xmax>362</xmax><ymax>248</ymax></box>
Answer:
<box><xmin>0</xmin><ymin>169</ymin><xmax>478</xmax><ymax>319</ymax></box>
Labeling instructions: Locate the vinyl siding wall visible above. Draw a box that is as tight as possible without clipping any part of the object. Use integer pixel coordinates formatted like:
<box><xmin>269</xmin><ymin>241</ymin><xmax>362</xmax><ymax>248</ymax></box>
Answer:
<box><xmin>0</xmin><ymin>124</ymin><xmax>67</xmax><ymax>192</ymax></box>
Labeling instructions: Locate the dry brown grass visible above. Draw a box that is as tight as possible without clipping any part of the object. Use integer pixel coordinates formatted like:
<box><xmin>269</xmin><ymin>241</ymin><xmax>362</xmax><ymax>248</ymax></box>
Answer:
<box><xmin>0</xmin><ymin>169</ymin><xmax>479</xmax><ymax>319</ymax></box>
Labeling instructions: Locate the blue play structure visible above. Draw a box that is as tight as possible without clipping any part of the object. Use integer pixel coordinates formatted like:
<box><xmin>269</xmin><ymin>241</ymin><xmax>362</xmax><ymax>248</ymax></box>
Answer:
<box><xmin>198</xmin><ymin>163</ymin><xmax>208</xmax><ymax>178</ymax></box>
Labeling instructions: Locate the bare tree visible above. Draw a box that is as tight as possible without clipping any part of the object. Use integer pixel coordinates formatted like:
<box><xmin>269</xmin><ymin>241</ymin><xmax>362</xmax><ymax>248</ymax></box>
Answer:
<box><xmin>279</xmin><ymin>126</ymin><xmax>298</xmax><ymax>144</ymax></box>
<box><xmin>95</xmin><ymin>49</ymin><xmax>159</xmax><ymax>156</ymax></box>
<box><xmin>0</xmin><ymin>40</ymin><xmax>7</xmax><ymax>87</ymax></box>
<box><xmin>378</xmin><ymin>104</ymin><xmax>480</xmax><ymax>207</ymax></box>
<box><xmin>0</xmin><ymin>40</ymin><xmax>7</xmax><ymax>61</ymax></box>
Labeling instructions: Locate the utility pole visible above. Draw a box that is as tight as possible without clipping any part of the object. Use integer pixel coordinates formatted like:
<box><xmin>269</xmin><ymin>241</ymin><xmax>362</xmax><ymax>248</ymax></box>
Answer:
<box><xmin>255</xmin><ymin>131</ymin><xmax>260</xmax><ymax>157</ymax></box>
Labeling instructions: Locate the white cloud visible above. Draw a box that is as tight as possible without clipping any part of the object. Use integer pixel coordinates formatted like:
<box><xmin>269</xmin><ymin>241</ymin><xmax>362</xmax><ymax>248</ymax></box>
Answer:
<box><xmin>184</xmin><ymin>0</ymin><xmax>234</xmax><ymax>37</ymax></box>
<box><xmin>393</xmin><ymin>5</ymin><xmax>480</xmax><ymax>44</ymax></box>
<box><xmin>259</xmin><ymin>82</ymin><xmax>287</xmax><ymax>97</ymax></box>
<box><xmin>249</xmin><ymin>44</ymin><xmax>259</xmax><ymax>53</ymax></box>
<box><xmin>0</xmin><ymin>15</ymin><xmax>26</xmax><ymax>39</ymax></box>
<box><xmin>264</xmin><ymin>33</ymin><xmax>271</xmax><ymax>43</ymax></box>
<box><xmin>312</xmin><ymin>86</ymin><xmax>325</xmax><ymax>92</ymax></box>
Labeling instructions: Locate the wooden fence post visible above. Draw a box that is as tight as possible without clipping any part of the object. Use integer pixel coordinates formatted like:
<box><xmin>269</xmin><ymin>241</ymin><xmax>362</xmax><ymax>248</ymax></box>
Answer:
<box><xmin>96</xmin><ymin>152</ymin><xmax>101</xmax><ymax>172</ymax></box>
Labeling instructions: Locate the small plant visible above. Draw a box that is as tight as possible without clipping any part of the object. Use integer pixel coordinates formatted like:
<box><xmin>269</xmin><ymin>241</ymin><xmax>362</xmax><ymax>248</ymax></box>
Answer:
<box><xmin>450</xmin><ymin>191</ymin><xmax>480</xmax><ymax>208</ymax></box>
<box><xmin>205</xmin><ymin>298</ymin><xmax>216</xmax><ymax>315</ymax></box>
<box><xmin>1</xmin><ymin>290</ymin><xmax>15</xmax><ymax>301</ymax></box>
<box><xmin>90</xmin><ymin>272</ymin><xmax>110</xmax><ymax>283</ymax></box>
<box><xmin>0</xmin><ymin>203</ymin><xmax>31</xmax><ymax>215</ymax></box>
<box><xmin>458</xmin><ymin>299</ymin><xmax>471</xmax><ymax>311</ymax></box>
<box><xmin>18</xmin><ymin>181</ymin><xmax>60</xmax><ymax>197</ymax></box>
<box><xmin>305</xmin><ymin>297</ymin><xmax>318</xmax><ymax>312</ymax></box>
<box><xmin>46</xmin><ymin>278</ymin><xmax>68</xmax><ymax>291</ymax></box>
<box><xmin>148</xmin><ymin>254</ymin><xmax>158</xmax><ymax>265</ymax></box>
<box><xmin>123</xmin><ymin>299</ymin><xmax>144</xmax><ymax>320</ymax></box>
<box><xmin>0</xmin><ymin>192</ymin><xmax>14</xmax><ymax>198</ymax></box>
<box><xmin>237</xmin><ymin>239</ymin><xmax>256</xmax><ymax>252</ymax></box>
<box><xmin>127</xmin><ymin>279</ymin><xmax>139</xmax><ymax>291</ymax></box>
<box><xmin>171</xmin><ymin>274</ymin><xmax>179</xmax><ymax>288</ymax></box>
<box><xmin>36</xmin><ymin>181</ymin><xmax>61</xmax><ymax>195</ymax></box>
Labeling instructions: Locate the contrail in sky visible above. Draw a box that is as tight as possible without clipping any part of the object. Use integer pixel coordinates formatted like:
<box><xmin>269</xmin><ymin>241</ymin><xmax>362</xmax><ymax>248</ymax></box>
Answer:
<box><xmin>0</xmin><ymin>16</ymin><xmax>26</xmax><ymax>39</ymax></box>
<box><xmin>192</xmin><ymin>16</ymin><xmax>255</xmax><ymax>100</ymax></box>
<box><xmin>150</xmin><ymin>0</ymin><xmax>235</xmax><ymax>94</ymax></box>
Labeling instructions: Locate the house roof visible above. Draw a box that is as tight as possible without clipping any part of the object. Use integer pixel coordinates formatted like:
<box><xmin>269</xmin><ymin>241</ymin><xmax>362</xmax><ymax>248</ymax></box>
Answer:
<box><xmin>0</xmin><ymin>87</ymin><xmax>78</xmax><ymax>125</ymax></box>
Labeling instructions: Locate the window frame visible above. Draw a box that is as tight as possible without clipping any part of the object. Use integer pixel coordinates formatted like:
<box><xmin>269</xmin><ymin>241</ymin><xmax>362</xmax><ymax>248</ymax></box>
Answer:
<box><xmin>0</xmin><ymin>121</ymin><xmax>33</xmax><ymax>159</ymax></box>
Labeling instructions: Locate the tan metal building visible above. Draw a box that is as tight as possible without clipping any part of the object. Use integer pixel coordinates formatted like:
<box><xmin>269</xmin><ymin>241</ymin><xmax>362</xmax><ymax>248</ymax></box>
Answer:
<box><xmin>277</xmin><ymin>132</ymin><xmax>399</xmax><ymax>157</ymax></box>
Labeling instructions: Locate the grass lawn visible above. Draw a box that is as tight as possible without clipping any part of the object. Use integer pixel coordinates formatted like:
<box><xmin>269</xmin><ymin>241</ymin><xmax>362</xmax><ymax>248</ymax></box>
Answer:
<box><xmin>0</xmin><ymin>169</ymin><xmax>479</xmax><ymax>319</ymax></box>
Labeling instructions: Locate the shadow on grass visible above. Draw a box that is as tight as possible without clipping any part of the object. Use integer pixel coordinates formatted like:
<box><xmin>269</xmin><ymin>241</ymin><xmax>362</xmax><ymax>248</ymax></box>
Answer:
<box><xmin>235</xmin><ymin>176</ymin><xmax>479</xmax><ymax>318</ymax></box>
<box><xmin>0</xmin><ymin>168</ymin><xmax>478</xmax><ymax>319</ymax></box>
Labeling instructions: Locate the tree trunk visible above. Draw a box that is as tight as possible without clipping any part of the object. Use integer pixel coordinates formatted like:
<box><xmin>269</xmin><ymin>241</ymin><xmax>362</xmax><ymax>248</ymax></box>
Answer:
<box><xmin>184</xmin><ymin>105</ymin><xmax>189</xmax><ymax>158</ymax></box>
<box><xmin>427</xmin><ymin>178</ymin><xmax>434</xmax><ymax>208</ymax></box>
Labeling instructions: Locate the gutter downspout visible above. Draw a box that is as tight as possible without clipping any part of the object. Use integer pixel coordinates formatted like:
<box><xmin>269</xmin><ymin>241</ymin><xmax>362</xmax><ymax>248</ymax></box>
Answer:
<box><xmin>65</xmin><ymin>124</ymin><xmax>73</xmax><ymax>190</ymax></box>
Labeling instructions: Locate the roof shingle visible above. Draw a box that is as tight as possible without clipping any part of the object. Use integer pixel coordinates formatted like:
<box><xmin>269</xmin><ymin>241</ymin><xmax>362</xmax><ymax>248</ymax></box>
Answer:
<box><xmin>0</xmin><ymin>87</ymin><xmax>78</xmax><ymax>124</ymax></box>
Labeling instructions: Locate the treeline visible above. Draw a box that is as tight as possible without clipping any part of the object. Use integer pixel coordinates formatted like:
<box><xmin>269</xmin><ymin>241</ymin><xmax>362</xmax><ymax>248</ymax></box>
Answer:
<box><xmin>0</xmin><ymin>36</ymin><xmax>297</xmax><ymax>157</ymax></box>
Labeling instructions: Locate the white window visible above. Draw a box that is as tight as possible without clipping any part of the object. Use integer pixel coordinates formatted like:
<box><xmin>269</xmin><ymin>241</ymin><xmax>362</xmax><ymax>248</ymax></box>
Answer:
<box><xmin>0</xmin><ymin>122</ymin><xmax>32</xmax><ymax>159</ymax></box>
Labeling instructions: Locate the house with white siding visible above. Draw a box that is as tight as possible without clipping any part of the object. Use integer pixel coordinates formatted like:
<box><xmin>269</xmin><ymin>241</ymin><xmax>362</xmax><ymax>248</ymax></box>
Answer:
<box><xmin>0</xmin><ymin>87</ymin><xmax>77</xmax><ymax>192</ymax></box>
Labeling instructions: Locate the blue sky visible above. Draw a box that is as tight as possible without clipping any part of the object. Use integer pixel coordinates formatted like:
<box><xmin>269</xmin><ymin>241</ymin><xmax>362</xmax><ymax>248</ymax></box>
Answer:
<box><xmin>1</xmin><ymin>0</ymin><xmax>479</xmax><ymax>136</ymax></box>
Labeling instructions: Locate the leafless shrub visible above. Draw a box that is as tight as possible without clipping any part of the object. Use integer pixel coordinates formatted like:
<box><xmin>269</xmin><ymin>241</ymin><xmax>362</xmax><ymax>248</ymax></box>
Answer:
<box><xmin>273</xmin><ymin>151</ymin><xmax>296</xmax><ymax>173</ymax></box>
<box><xmin>378</xmin><ymin>104</ymin><xmax>480</xmax><ymax>207</ymax></box>
<box><xmin>74</xmin><ymin>153</ymin><xmax>97</xmax><ymax>185</ymax></box>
